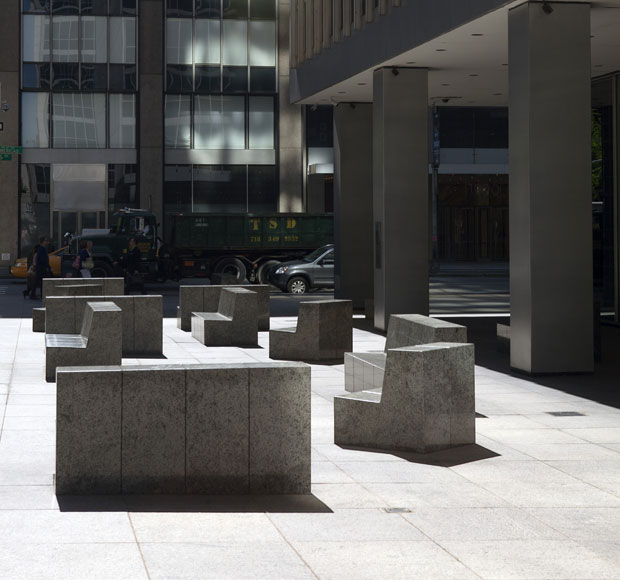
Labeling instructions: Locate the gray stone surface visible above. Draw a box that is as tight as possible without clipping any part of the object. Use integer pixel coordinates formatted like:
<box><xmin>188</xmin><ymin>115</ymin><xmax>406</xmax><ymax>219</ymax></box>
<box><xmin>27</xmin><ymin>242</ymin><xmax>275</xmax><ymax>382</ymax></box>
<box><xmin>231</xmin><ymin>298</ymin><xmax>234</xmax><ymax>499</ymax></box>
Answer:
<box><xmin>133</xmin><ymin>295</ymin><xmax>163</xmax><ymax>355</ymax></box>
<box><xmin>177</xmin><ymin>286</ymin><xmax>204</xmax><ymax>331</ymax></box>
<box><xmin>191</xmin><ymin>288</ymin><xmax>258</xmax><ymax>346</ymax></box>
<box><xmin>56</xmin><ymin>367</ymin><xmax>122</xmax><ymax>494</ymax></box>
<box><xmin>270</xmin><ymin>299</ymin><xmax>352</xmax><ymax>362</ymax></box>
<box><xmin>32</xmin><ymin>307</ymin><xmax>45</xmax><ymax>333</ymax></box>
<box><xmin>45</xmin><ymin>302</ymin><xmax>123</xmax><ymax>382</ymax></box>
<box><xmin>335</xmin><ymin>342</ymin><xmax>475</xmax><ymax>453</ymax></box>
<box><xmin>42</xmin><ymin>278</ymin><xmax>124</xmax><ymax>303</ymax></box>
<box><xmin>249</xmin><ymin>364</ymin><xmax>311</xmax><ymax>494</ymax></box>
<box><xmin>186</xmin><ymin>366</ymin><xmax>250</xmax><ymax>493</ymax></box>
<box><xmin>121</xmin><ymin>367</ymin><xmax>186</xmax><ymax>494</ymax></box>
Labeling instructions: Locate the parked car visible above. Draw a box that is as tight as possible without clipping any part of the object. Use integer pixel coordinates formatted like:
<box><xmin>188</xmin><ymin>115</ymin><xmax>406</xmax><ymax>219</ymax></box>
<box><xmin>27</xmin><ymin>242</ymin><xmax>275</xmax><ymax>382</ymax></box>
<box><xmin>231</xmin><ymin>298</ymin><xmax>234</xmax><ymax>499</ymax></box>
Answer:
<box><xmin>10</xmin><ymin>246</ymin><xmax>69</xmax><ymax>279</ymax></box>
<box><xmin>268</xmin><ymin>244</ymin><xmax>334</xmax><ymax>294</ymax></box>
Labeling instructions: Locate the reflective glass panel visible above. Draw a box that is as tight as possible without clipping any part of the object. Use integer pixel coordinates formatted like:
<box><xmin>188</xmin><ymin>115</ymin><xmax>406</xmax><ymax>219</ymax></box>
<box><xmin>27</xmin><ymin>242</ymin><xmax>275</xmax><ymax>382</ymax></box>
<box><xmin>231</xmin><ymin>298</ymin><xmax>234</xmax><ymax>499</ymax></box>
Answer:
<box><xmin>249</xmin><ymin>66</ymin><xmax>275</xmax><ymax>92</ymax></box>
<box><xmin>250</xmin><ymin>0</ymin><xmax>275</xmax><ymax>19</ymax></box>
<box><xmin>196</xmin><ymin>0</ymin><xmax>221</xmax><ymax>18</ymax></box>
<box><xmin>164</xmin><ymin>165</ymin><xmax>192</xmax><ymax>239</ymax></box>
<box><xmin>249</xmin><ymin>21</ymin><xmax>275</xmax><ymax>66</ymax></box>
<box><xmin>248</xmin><ymin>165</ymin><xmax>276</xmax><ymax>212</ymax></box>
<box><xmin>81</xmin><ymin>0</ymin><xmax>109</xmax><ymax>15</ymax></box>
<box><xmin>195</xmin><ymin>65</ymin><xmax>220</xmax><ymax>93</ymax></box>
<box><xmin>166</xmin><ymin>0</ymin><xmax>193</xmax><ymax>17</ymax></box>
<box><xmin>194</xmin><ymin>19</ymin><xmax>220</xmax><ymax>64</ymax></box>
<box><xmin>193</xmin><ymin>165</ymin><xmax>246</xmax><ymax>212</ymax></box>
<box><xmin>165</xmin><ymin>94</ymin><xmax>191</xmax><ymax>148</ymax></box>
<box><xmin>222</xmin><ymin>20</ymin><xmax>247</xmax><ymax>65</ymax></box>
<box><xmin>109</xmin><ymin>0</ymin><xmax>137</xmax><ymax>15</ymax></box>
<box><xmin>166</xmin><ymin>65</ymin><xmax>194</xmax><ymax>92</ymax></box>
<box><xmin>23</xmin><ymin>15</ymin><xmax>51</xmax><ymax>62</ymax></box>
<box><xmin>51</xmin><ymin>0</ymin><xmax>78</xmax><ymax>14</ymax></box>
<box><xmin>109</xmin><ymin>94</ymin><xmax>136</xmax><ymax>148</ymax></box>
<box><xmin>80</xmin><ymin>63</ymin><xmax>108</xmax><ymax>90</ymax></box>
<box><xmin>167</xmin><ymin>18</ymin><xmax>193</xmax><ymax>64</ymax></box>
<box><xmin>109</xmin><ymin>17</ymin><xmax>136</xmax><ymax>63</ymax></box>
<box><xmin>108</xmin><ymin>164</ymin><xmax>138</xmax><ymax>212</ymax></box>
<box><xmin>22</xmin><ymin>93</ymin><xmax>50</xmax><ymax>148</ymax></box>
<box><xmin>52</xmin><ymin>93</ymin><xmax>106</xmax><ymax>148</ymax></box>
<box><xmin>249</xmin><ymin>96</ymin><xmax>274</xmax><ymax>149</ymax></box>
<box><xmin>109</xmin><ymin>64</ymin><xmax>137</xmax><ymax>90</ymax></box>
<box><xmin>80</xmin><ymin>16</ymin><xmax>108</xmax><ymax>63</ymax></box>
<box><xmin>194</xmin><ymin>95</ymin><xmax>245</xmax><ymax>149</ymax></box>
<box><xmin>20</xmin><ymin>163</ymin><xmax>51</xmax><ymax>254</ymax></box>
<box><xmin>223</xmin><ymin>0</ymin><xmax>248</xmax><ymax>19</ymax></box>
<box><xmin>52</xmin><ymin>62</ymin><xmax>79</xmax><ymax>89</ymax></box>
<box><xmin>222</xmin><ymin>66</ymin><xmax>247</xmax><ymax>93</ymax></box>
<box><xmin>52</xmin><ymin>15</ymin><xmax>79</xmax><ymax>62</ymax></box>
<box><xmin>23</xmin><ymin>0</ymin><xmax>51</xmax><ymax>13</ymax></box>
<box><xmin>23</xmin><ymin>63</ymin><xmax>51</xmax><ymax>89</ymax></box>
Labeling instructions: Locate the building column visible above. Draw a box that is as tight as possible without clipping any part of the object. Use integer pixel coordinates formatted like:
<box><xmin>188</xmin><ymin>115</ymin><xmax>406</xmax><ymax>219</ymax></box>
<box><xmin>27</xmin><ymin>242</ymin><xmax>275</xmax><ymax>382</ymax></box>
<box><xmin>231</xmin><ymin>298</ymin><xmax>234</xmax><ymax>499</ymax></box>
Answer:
<box><xmin>334</xmin><ymin>103</ymin><xmax>373</xmax><ymax>309</ymax></box>
<box><xmin>139</xmin><ymin>0</ymin><xmax>164</xmax><ymax>224</ymax></box>
<box><xmin>373</xmin><ymin>67</ymin><xmax>429</xmax><ymax>330</ymax></box>
<box><xmin>509</xmin><ymin>2</ymin><xmax>593</xmax><ymax>373</ymax></box>
<box><xmin>0</xmin><ymin>0</ymin><xmax>20</xmax><ymax>266</ymax></box>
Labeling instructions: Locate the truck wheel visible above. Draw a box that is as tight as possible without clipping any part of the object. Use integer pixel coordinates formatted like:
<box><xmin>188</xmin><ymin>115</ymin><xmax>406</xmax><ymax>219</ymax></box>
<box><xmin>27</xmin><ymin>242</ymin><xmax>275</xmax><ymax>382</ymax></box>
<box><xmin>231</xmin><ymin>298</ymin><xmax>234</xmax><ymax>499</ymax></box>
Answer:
<box><xmin>257</xmin><ymin>260</ymin><xmax>279</xmax><ymax>285</ymax></box>
<box><xmin>287</xmin><ymin>276</ymin><xmax>308</xmax><ymax>294</ymax></box>
<box><xmin>215</xmin><ymin>258</ymin><xmax>247</xmax><ymax>282</ymax></box>
<box><xmin>91</xmin><ymin>260</ymin><xmax>113</xmax><ymax>278</ymax></box>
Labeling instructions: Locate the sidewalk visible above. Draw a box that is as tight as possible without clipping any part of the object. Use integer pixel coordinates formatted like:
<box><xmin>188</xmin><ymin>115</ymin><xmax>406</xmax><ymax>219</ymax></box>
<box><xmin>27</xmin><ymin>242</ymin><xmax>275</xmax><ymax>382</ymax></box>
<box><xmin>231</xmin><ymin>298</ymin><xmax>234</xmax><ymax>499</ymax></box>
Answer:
<box><xmin>1</xmin><ymin>315</ymin><xmax>620</xmax><ymax>579</ymax></box>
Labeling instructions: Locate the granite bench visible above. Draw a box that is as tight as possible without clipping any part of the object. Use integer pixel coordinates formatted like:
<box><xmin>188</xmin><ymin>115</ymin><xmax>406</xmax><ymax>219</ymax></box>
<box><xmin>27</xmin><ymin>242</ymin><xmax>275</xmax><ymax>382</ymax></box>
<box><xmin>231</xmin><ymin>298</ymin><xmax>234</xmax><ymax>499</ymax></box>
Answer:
<box><xmin>55</xmin><ymin>362</ymin><xmax>311</xmax><ymax>495</ymax></box>
<box><xmin>191</xmin><ymin>287</ymin><xmax>258</xmax><ymax>346</ymax></box>
<box><xmin>335</xmin><ymin>342</ymin><xmax>475</xmax><ymax>453</ymax></box>
<box><xmin>497</xmin><ymin>323</ymin><xmax>510</xmax><ymax>353</ymax></box>
<box><xmin>269</xmin><ymin>299</ymin><xmax>353</xmax><ymax>362</ymax></box>
<box><xmin>45</xmin><ymin>295</ymin><xmax>162</xmax><ymax>357</ymax></box>
<box><xmin>178</xmin><ymin>284</ymin><xmax>270</xmax><ymax>332</ymax></box>
<box><xmin>45</xmin><ymin>302</ymin><xmax>122</xmax><ymax>382</ymax></box>
<box><xmin>345</xmin><ymin>314</ymin><xmax>468</xmax><ymax>392</ymax></box>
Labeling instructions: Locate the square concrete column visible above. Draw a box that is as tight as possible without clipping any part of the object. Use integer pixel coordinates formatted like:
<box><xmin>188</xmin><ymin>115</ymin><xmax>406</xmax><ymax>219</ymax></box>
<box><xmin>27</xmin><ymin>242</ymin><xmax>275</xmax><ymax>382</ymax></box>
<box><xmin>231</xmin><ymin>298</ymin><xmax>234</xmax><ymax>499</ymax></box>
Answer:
<box><xmin>334</xmin><ymin>103</ymin><xmax>373</xmax><ymax>309</ymax></box>
<box><xmin>509</xmin><ymin>2</ymin><xmax>593</xmax><ymax>373</ymax></box>
<box><xmin>373</xmin><ymin>67</ymin><xmax>429</xmax><ymax>330</ymax></box>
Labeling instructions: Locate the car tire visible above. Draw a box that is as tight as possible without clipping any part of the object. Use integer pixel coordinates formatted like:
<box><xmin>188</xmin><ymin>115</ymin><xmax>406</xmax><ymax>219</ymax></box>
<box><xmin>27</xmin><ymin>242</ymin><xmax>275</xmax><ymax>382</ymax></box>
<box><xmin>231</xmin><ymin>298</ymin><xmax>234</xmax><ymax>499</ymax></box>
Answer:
<box><xmin>257</xmin><ymin>260</ymin><xmax>280</xmax><ymax>285</ymax></box>
<box><xmin>286</xmin><ymin>276</ymin><xmax>308</xmax><ymax>294</ymax></box>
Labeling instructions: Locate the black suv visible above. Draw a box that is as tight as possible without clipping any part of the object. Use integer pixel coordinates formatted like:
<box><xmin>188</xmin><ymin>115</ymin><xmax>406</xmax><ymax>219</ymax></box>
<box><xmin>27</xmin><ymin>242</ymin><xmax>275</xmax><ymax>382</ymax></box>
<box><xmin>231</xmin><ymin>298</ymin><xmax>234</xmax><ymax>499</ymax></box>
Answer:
<box><xmin>268</xmin><ymin>244</ymin><xmax>334</xmax><ymax>294</ymax></box>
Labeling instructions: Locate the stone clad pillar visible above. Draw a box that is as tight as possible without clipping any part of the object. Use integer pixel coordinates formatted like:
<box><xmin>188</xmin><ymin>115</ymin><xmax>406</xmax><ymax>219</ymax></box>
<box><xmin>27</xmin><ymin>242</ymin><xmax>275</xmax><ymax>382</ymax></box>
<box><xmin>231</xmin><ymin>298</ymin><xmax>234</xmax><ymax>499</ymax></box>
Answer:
<box><xmin>373</xmin><ymin>67</ymin><xmax>429</xmax><ymax>330</ymax></box>
<box><xmin>333</xmin><ymin>103</ymin><xmax>373</xmax><ymax>309</ymax></box>
<box><xmin>509</xmin><ymin>2</ymin><xmax>593</xmax><ymax>373</ymax></box>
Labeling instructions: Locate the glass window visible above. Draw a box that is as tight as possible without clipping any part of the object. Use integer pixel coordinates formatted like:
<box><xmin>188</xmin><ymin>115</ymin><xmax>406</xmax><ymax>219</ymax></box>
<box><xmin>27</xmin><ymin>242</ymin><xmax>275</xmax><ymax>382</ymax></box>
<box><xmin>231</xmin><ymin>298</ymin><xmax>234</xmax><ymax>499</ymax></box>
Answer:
<box><xmin>20</xmin><ymin>163</ymin><xmax>51</xmax><ymax>255</ymax></box>
<box><xmin>194</xmin><ymin>19</ymin><xmax>220</xmax><ymax>64</ymax></box>
<box><xmin>109</xmin><ymin>94</ymin><xmax>136</xmax><ymax>148</ymax></box>
<box><xmin>23</xmin><ymin>63</ymin><xmax>51</xmax><ymax>89</ymax></box>
<box><xmin>195</xmin><ymin>65</ymin><xmax>220</xmax><ymax>93</ymax></box>
<box><xmin>109</xmin><ymin>0</ymin><xmax>137</xmax><ymax>16</ymax></box>
<box><xmin>164</xmin><ymin>165</ymin><xmax>192</xmax><ymax>239</ymax></box>
<box><xmin>250</xmin><ymin>0</ymin><xmax>275</xmax><ymax>19</ymax></box>
<box><xmin>52</xmin><ymin>92</ymin><xmax>106</xmax><ymax>148</ymax></box>
<box><xmin>167</xmin><ymin>18</ymin><xmax>193</xmax><ymax>64</ymax></box>
<box><xmin>108</xmin><ymin>164</ymin><xmax>138</xmax><ymax>212</ymax></box>
<box><xmin>249</xmin><ymin>21</ymin><xmax>275</xmax><ymax>66</ymax></box>
<box><xmin>80</xmin><ymin>16</ymin><xmax>108</xmax><ymax>63</ymax></box>
<box><xmin>196</xmin><ymin>0</ymin><xmax>221</xmax><ymax>18</ymax></box>
<box><xmin>23</xmin><ymin>0</ymin><xmax>51</xmax><ymax>13</ymax></box>
<box><xmin>110</xmin><ymin>17</ymin><xmax>136</xmax><ymax>63</ymax></box>
<box><xmin>51</xmin><ymin>0</ymin><xmax>79</xmax><ymax>15</ymax></box>
<box><xmin>80</xmin><ymin>63</ymin><xmax>108</xmax><ymax>90</ymax></box>
<box><xmin>250</xmin><ymin>67</ymin><xmax>275</xmax><ymax>92</ymax></box>
<box><xmin>249</xmin><ymin>96</ymin><xmax>274</xmax><ymax>149</ymax></box>
<box><xmin>81</xmin><ymin>0</ymin><xmax>109</xmax><ymax>15</ymax></box>
<box><xmin>52</xmin><ymin>15</ymin><xmax>79</xmax><ymax>62</ymax></box>
<box><xmin>222</xmin><ymin>20</ymin><xmax>247</xmax><ymax>65</ymax></box>
<box><xmin>165</xmin><ymin>94</ymin><xmax>192</xmax><ymax>148</ymax></box>
<box><xmin>306</xmin><ymin>105</ymin><xmax>333</xmax><ymax>147</ymax></box>
<box><xmin>194</xmin><ymin>95</ymin><xmax>245</xmax><ymax>149</ymax></box>
<box><xmin>23</xmin><ymin>15</ymin><xmax>50</xmax><ymax>62</ymax></box>
<box><xmin>52</xmin><ymin>62</ymin><xmax>80</xmax><ymax>89</ymax></box>
<box><xmin>248</xmin><ymin>165</ymin><xmax>276</xmax><ymax>212</ymax></box>
<box><xmin>166</xmin><ymin>0</ymin><xmax>193</xmax><ymax>17</ymax></box>
<box><xmin>109</xmin><ymin>63</ymin><xmax>137</xmax><ymax>90</ymax></box>
<box><xmin>439</xmin><ymin>108</ymin><xmax>474</xmax><ymax>148</ymax></box>
<box><xmin>223</xmin><ymin>66</ymin><xmax>247</xmax><ymax>92</ymax></box>
<box><xmin>22</xmin><ymin>93</ymin><xmax>50</xmax><ymax>148</ymax></box>
<box><xmin>474</xmin><ymin>108</ymin><xmax>508</xmax><ymax>149</ymax></box>
<box><xmin>223</xmin><ymin>0</ymin><xmax>248</xmax><ymax>19</ymax></box>
<box><xmin>167</xmin><ymin>65</ymin><xmax>194</xmax><ymax>92</ymax></box>
<box><xmin>193</xmin><ymin>165</ymin><xmax>247</xmax><ymax>212</ymax></box>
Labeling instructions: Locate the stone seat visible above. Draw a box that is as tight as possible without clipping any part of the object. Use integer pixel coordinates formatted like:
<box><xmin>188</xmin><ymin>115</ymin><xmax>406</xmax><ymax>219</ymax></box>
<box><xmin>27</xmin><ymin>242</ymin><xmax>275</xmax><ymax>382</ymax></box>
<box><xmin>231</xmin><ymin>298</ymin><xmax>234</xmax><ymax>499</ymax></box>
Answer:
<box><xmin>45</xmin><ymin>301</ymin><xmax>122</xmax><ymax>382</ymax></box>
<box><xmin>345</xmin><ymin>313</ymin><xmax>467</xmax><ymax>392</ymax></box>
<box><xmin>335</xmin><ymin>342</ymin><xmax>476</xmax><ymax>454</ymax></box>
<box><xmin>191</xmin><ymin>287</ymin><xmax>258</xmax><ymax>346</ymax></box>
<box><xmin>42</xmin><ymin>277</ymin><xmax>124</xmax><ymax>303</ymax></box>
<box><xmin>269</xmin><ymin>299</ymin><xmax>352</xmax><ymax>362</ymax></box>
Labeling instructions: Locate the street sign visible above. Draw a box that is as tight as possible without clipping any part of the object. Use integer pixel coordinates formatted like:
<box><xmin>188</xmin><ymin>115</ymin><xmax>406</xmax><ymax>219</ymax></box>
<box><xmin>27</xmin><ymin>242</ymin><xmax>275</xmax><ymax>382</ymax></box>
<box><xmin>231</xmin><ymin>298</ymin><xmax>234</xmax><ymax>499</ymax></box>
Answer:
<box><xmin>0</xmin><ymin>146</ymin><xmax>21</xmax><ymax>153</ymax></box>
<box><xmin>0</xmin><ymin>154</ymin><xmax>12</xmax><ymax>161</ymax></box>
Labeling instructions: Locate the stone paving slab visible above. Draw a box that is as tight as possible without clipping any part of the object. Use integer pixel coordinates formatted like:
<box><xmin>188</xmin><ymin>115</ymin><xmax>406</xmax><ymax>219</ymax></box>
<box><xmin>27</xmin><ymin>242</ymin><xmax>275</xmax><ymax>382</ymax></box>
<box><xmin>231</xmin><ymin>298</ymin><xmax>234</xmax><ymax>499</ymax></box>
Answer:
<box><xmin>0</xmin><ymin>315</ymin><xmax>620</xmax><ymax>579</ymax></box>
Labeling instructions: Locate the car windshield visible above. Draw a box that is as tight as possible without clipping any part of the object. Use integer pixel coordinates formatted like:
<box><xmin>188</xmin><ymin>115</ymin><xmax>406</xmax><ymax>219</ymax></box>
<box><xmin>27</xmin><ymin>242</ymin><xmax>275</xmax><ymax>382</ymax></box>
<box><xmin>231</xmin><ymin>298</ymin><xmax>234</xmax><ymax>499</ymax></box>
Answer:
<box><xmin>302</xmin><ymin>245</ymin><xmax>332</xmax><ymax>263</ymax></box>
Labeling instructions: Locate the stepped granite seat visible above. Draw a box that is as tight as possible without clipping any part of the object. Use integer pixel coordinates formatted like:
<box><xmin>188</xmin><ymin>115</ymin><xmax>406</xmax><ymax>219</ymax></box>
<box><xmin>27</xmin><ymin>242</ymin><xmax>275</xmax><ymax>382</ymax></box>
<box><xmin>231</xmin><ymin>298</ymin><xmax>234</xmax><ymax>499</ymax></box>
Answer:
<box><xmin>45</xmin><ymin>295</ymin><xmax>162</xmax><ymax>356</ymax></box>
<box><xmin>269</xmin><ymin>299</ymin><xmax>353</xmax><ymax>362</ymax></box>
<box><xmin>55</xmin><ymin>362</ymin><xmax>311</xmax><ymax>495</ymax></box>
<box><xmin>178</xmin><ymin>284</ymin><xmax>270</xmax><ymax>332</ymax></box>
<box><xmin>45</xmin><ymin>302</ymin><xmax>122</xmax><ymax>382</ymax></box>
<box><xmin>335</xmin><ymin>342</ymin><xmax>475</xmax><ymax>453</ymax></box>
<box><xmin>191</xmin><ymin>287</ymin><xmax>258</xmax><ymax>346</ymax></box>
<box><xmin>345</xmin><ymin>314</ymin><xmax>468</xmax><ymax>392</ymax></box>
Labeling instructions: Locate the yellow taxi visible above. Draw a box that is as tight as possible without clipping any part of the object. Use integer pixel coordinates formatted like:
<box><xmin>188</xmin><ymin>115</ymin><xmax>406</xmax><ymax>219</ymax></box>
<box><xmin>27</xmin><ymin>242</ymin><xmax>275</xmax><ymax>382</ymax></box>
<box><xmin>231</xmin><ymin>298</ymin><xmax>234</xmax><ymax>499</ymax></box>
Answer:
<box><xmin>10</xmin><ymin>246</ymin><xmax>70</xmax><ymax>278</ymax></box>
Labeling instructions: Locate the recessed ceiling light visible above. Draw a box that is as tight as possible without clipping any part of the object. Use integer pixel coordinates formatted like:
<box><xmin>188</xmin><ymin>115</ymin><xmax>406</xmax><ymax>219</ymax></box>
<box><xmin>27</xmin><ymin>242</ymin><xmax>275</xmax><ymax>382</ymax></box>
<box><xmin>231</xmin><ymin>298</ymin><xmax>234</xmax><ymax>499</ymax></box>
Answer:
<box><xmin>338</xmin><ymin>91</ymin><xmax>346</xmax><ymax>94</ymax></box>
<box><xmin>502</xmin><ymin>63</ymin><xmax>508</xmax><ymax>66</ymax></box>
<box><xmin>469</xmin><ymin>74</ymin><xmax>479</xmax><ymax>77</ymax></box>
<box><xmin>435</xmin><ymin>49</ymin><xmax>447</xmax><ymax>52</ymax></box>
<box><xmin>471</xmin><ymin>33</ymin><xmax>483</xmax><ymax>37</ymax></box>
<box><xmin>493</xmin><ymin>93</ymin><xmax>502</xmax><ymax>96</ymax></box>
<box><xmin>441</xmin><ymin>83</ymin><xmax>450</xmax><ymax>87</ymax></box>
<box><xmin>406</xmin><ymin>61</ymin><xmax>416</xmax><ymax>64</ymax></box>
<box><xmin>357</xmin><ymin>82</ymin><xmax>366</xmax><ymax>85</ymax></box>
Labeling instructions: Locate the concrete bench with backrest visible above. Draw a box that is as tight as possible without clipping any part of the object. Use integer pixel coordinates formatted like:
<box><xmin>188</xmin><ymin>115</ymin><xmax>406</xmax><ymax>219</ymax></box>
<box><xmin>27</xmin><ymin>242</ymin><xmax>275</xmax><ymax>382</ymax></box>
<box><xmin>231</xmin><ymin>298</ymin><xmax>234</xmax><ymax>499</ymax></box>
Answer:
<box><xmin>178</xmin><ymin>284</ymin><xmax>270</xmax><ymax>332</ymax></box>
<box><xmin>191</xmin><ymin>287</ymin><xmax>258</xmax><ymax>346</ymax></box>
<box><xmin>269</xmin><ymin>299</ymin><xmax>353</xmax><ymax>362</ymax></box>
<box><xmin>55</xmin><ymin>362</ymin><xmax>311</xmax><ymax>495</ymax></box>
<box><xmin>344</xmin><ymin>314</ymin><xmax>468</xmax><ymax>392</ymax></box>
<box><xmin>335</xmin><ymin>342</ymin><xmax>475</xmax><ymax>453</ymax></box>
<box><xmin>45</xmin><ymin>295</ymin><xmax>162</xmax><ymax>357</ymax></box>
<box><xmin>45</xmin><ymin>302</ymin><xmax>122</xmax><ymax>382</ymax></box>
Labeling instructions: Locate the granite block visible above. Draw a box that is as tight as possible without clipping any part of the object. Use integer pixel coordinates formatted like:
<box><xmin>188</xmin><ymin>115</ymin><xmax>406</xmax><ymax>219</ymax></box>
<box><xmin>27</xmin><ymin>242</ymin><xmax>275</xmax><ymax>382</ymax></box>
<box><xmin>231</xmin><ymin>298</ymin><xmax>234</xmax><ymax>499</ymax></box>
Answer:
<box><xmin>133</xmin><ymin>295</ymin><xmax>162</xmax><ymax>355</ymax></box>
<box><xmin>103</xmin><ymin>278</ymin><xmax>125</xmax><ymax>296</ymax></box>
<box><xmin>249</xmin><ymin>364</ymin><xmax>311</xmax><ymax>494</ymax></box>
<box><xmin>384</xmin><ymin>314</ymin><xmax>467</xmax><ymax>352</ymax></box>
<box><xmin>178</xmin><ymin>286</ymin><xmax>204</xmax><ymax>331</ymax></box>
<box><xmin>45</xmin><ymin>297</ymin><xmax>77</xmax><ymax>335</ymax></box>
<box><xmin>121</xmin><ymin>367</ymin><xmax>186</xmax><ymax>493</ymax></box>
<box><xmin>55</xmin><ymin>367</ymin><xmax>122</xmax><ymax>494</ymax></box>
<box><xmin>185</xmin><ymin>366</ymin><xmax>250</xmax><ymax>493</ymax></box>
<box><xmin>32</xmin><ymin>307</ymin><xmax>46</xmax><ymax>333</ymax></box>
<box><xmin>206</xmin><ymin>285</ymin><xmax>271</xmax><ymax>331</ymax></box>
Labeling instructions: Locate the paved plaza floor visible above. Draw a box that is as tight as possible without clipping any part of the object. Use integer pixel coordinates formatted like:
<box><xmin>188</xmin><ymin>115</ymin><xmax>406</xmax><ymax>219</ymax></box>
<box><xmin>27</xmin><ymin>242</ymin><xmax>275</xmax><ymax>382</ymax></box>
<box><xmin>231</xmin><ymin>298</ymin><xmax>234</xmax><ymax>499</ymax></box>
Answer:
<box><xmin>1</xmin><ymin>313</ymin><xmax>620</xmax><ymax>579</ymax></box>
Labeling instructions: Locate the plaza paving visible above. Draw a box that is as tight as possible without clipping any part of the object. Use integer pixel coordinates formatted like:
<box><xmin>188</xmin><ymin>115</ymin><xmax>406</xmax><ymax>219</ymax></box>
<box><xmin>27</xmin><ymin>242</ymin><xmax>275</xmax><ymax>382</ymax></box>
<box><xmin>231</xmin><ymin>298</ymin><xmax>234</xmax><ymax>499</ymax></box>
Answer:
<box><xmin>1</xmin><ymin>312</ymin><xmax>620</xmax><ymax>579</ymax></box>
